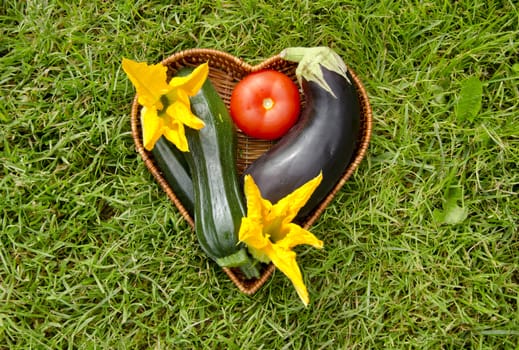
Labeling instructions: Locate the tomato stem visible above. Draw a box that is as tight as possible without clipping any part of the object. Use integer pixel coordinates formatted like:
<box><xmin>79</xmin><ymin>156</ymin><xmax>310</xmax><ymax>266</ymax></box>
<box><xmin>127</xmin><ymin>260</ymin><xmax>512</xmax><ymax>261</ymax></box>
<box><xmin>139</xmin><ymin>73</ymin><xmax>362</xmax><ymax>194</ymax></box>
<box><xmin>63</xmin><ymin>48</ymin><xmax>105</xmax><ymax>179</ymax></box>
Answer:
<box><xmin>262</xmin><ymin>97</ymin><xmax>274</xmax><ymax>110</ymax></box>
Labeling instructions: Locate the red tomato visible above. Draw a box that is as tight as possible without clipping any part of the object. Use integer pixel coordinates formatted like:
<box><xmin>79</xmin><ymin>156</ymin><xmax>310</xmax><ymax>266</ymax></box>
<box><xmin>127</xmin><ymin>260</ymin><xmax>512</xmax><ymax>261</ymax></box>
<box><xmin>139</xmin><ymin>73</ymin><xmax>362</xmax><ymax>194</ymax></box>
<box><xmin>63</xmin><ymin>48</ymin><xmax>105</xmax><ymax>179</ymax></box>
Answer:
<box><xmin>230</xmin><ymin>70</ymin><xmax>301</xmax><ymax>140</ymax></box>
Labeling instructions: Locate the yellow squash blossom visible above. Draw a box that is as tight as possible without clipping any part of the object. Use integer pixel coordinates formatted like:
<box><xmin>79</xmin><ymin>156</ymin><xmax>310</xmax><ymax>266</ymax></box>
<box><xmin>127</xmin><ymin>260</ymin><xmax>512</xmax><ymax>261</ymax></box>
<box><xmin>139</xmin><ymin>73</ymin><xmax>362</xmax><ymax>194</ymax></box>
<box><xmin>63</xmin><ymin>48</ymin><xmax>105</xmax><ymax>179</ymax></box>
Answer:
<box><xmin>122</xmin><ymin>58</ymin><xmax>209</xmax><ymax>151</ymax></box>
<box><xmin>239</xmin><ymin>173</ymin><xmax>324</xmax><ymax>306</ymax></box>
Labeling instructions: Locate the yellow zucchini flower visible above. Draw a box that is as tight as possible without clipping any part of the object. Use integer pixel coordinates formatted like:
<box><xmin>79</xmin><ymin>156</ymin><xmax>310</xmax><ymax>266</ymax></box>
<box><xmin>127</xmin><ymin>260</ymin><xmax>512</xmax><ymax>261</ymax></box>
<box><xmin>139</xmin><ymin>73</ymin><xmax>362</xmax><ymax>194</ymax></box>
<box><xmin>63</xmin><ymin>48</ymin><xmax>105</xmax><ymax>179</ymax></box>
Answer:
<box><xmin>239</xmin><ymin>173</ymin><xmax>324</xmax><ymax>306</ymax></box>
<box><xmin>122</xmin><ymin>58</ymin><xmax>208</xmax><ymax>151</ymax></box>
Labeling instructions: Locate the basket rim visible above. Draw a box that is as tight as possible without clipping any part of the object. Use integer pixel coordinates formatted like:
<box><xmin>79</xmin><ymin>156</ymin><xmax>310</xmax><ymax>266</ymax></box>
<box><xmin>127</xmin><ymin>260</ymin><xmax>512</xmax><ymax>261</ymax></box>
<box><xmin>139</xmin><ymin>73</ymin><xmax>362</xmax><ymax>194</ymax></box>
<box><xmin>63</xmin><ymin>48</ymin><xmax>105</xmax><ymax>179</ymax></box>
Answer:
<box><xmin>130</xmin><ymin>48</ymin><xmax>372</xmax><ymax>295</ymax></box>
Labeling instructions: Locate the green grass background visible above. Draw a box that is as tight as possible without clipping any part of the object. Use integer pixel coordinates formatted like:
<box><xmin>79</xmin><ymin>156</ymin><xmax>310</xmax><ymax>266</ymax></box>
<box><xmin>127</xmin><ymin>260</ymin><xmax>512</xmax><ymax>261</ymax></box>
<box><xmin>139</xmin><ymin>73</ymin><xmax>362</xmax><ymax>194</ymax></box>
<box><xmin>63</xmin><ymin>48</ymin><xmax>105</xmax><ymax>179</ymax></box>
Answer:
<box><xmin>1</xmin><ymin>0</ymin><xmax>518</xmax><ymax>348</ymax></box>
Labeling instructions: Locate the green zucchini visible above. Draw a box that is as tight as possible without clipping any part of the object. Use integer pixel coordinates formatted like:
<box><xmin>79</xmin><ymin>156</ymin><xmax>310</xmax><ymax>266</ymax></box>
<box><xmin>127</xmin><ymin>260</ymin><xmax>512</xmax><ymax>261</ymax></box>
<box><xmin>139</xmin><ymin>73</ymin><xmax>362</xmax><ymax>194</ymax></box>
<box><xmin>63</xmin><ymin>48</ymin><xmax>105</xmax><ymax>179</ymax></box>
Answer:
<box><xmin>151</xmin><ymin>136</ymin><xmax>194</xmax><ymax>216</ymax></box>
<box><xmin>178</xmin><ymin>67</ymin><xmax>259</xmax><ymax>278</ymax></box>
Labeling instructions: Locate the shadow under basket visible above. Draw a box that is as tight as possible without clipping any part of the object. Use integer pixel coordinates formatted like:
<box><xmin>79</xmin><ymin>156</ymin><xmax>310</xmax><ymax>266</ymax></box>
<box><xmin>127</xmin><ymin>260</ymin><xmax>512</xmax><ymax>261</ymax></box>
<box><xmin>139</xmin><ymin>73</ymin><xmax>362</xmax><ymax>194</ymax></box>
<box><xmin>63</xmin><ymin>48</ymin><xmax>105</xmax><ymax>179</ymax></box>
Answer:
<box><xmin>130</xmin><ymin>48</ymin><xmax>373</xmax><ymax>295</ymax></box>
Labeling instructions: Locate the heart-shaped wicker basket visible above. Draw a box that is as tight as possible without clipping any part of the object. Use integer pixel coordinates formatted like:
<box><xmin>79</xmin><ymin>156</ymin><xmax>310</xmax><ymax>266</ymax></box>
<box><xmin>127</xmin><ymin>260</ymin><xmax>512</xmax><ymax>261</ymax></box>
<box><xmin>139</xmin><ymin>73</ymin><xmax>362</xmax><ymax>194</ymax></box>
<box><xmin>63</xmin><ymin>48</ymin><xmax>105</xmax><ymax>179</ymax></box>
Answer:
<box><xmin>130</xmin><ymin>48</ymin><xmax>372</xmax><ymax>295</ymax></box>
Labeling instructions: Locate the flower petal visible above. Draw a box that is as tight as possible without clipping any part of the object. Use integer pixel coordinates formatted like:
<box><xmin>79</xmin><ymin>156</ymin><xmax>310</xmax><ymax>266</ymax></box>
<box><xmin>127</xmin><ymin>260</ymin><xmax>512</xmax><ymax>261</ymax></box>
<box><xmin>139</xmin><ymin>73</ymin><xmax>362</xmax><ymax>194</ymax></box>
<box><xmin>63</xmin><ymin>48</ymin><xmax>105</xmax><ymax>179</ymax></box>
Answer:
<box><xmin>239</xmin><ymin>218</ymin><xmax>268</xmax><ymax>247</ymax></box>
<box><xmin>278</xmin><ymin>224</ymin><xmax>324</xmax><ymax>250</ymax></box>
<box><xmin>166</xmin><ymin>101</ymin><xmax>205</xmax><ymax>130</ymax></box>
<box><xmin>171</xmin><ymin>89</ymin><xmax>190</xmax><ymax>108</ymax></box>
<box><xmin>239</xmin><ymin>217</ymin><xmax>271</xmax><ymax>263</ymax></box>
<box><xmin>122</xmin><ymin>58</ymin><xmax>170</xmax><ymax>107</ymax></box>
<box><xmin>273</xmin><ymin>172</ymin><xmax>323</xmax><ymax>224</ymax></box>
<box><xmin>141</xmin><ymin>107</ymin><xmax>163</xmax><ymax>151</ymax></box>
<box><xmin>168</xmin><ymin>62</ymin><xmax>209</xmax><ymax>96</ymax></box>
<box><xmin>243</xmin><ymin>175</ymin><xmax>273</xmax><ymax>221</ymax></box>
<box><xmin>268</xmin><ymin>245</ymin><xmax>310</xmax><ymax>306</ymax></box>
<box><xmin>163</xmin><ymin>121</ymin><xmax>189</xmax><ymax>152</ymax></box>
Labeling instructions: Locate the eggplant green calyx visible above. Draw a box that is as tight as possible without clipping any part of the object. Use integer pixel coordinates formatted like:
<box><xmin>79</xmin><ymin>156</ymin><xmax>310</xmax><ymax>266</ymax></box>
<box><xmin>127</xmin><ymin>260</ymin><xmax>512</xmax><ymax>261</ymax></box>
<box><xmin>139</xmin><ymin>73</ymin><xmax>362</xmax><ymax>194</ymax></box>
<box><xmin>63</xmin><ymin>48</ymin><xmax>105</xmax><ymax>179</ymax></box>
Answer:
<box><xmin>280</xmin><ymin>46</ymin><xmax>351</xmax><ymax>98</ymax></box>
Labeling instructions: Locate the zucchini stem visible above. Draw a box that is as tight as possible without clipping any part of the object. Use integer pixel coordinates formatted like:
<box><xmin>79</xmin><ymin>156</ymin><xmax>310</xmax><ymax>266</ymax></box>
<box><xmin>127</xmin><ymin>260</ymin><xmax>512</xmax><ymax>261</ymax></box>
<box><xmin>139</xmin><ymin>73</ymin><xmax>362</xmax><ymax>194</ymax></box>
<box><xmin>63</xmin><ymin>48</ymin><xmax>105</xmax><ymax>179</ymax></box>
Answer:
<box><xmin>238</xmin><ymin>260</ymin><xmax>261</xmax><ymax>280</ymax></box>
<box><xmin>280</xmin><ymin>47</ymin><xmax>351</xmax><ymax>98</ymax></box>
<box><xmin>216</xmin><ymin>248</ymin><xmax>260</xmax><ymax>279</ymax></box>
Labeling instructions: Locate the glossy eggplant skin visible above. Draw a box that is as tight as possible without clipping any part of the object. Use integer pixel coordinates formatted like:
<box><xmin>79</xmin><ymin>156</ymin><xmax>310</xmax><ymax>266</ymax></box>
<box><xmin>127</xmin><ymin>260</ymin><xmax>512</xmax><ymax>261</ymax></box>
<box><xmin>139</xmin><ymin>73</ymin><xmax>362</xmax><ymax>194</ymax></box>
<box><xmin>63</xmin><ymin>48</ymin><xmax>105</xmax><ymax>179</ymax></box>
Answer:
<box><xmin>243</xmin><ymin>66</ymin><xmax>360</xmax><ymax>219</ymax></box>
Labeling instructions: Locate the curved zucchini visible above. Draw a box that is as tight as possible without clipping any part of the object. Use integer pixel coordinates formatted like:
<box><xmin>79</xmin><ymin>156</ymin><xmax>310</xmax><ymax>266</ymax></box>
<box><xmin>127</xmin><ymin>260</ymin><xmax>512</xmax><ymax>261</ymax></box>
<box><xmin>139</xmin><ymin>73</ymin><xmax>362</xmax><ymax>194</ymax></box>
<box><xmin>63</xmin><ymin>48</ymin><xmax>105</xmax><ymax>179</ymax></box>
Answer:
<box><xmin>151</xmin><ymin>136</ymin><xmax>194</xmax><ymax>216</ymax></box>
<box><xmin>179</xmin><ymin>67</ymin><xmax>259</xmax><ymax>277</ymax></box>
<box><xmin>243</xmin><ymin>49</ymin><xmax>360</xmax><ymax>219</ymax></box>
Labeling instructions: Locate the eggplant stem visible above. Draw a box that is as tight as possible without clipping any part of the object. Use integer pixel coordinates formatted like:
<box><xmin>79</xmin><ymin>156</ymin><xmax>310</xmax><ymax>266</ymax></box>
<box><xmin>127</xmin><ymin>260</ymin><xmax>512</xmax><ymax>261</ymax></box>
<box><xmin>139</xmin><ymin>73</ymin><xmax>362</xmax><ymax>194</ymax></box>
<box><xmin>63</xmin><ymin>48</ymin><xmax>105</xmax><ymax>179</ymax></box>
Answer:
<box><xmin>280</xmin><ymin>47</ymin><xmax>351</xmax><ymax>98</ymax></box>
